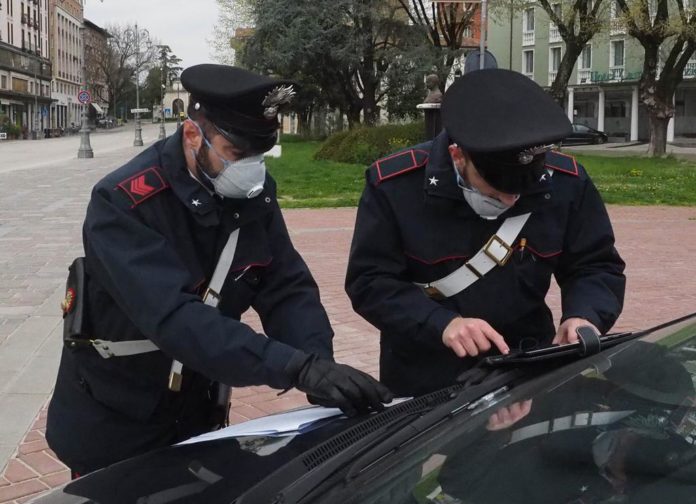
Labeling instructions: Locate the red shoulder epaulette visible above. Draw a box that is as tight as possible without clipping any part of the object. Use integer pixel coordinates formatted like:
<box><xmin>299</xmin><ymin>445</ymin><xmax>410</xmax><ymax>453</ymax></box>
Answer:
<box><xmin>370</xmin><ymin>149</ymin><xmax>429</xmax><ymax>185</ymax></box>
<box><xmin>116</xmin><ymin>166</ymin><xmax>169</xmax><ymax>207</ymax></box>
<box><xmin>544</xmin><ymin>151</ymin><xmax>579</xmax><ymax>176</ymax></box>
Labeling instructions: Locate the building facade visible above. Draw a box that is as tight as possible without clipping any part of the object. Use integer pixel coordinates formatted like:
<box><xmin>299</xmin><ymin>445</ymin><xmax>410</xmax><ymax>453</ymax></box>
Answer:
<box><xmin>488</xmin><ymin>0</ymin><xmax>696</xmax><ymax>142</ymax></box>
<box><xmin>0</xmin><ymin>0</ymin><xmax>53</xmax><ymax>137</ymax></box>
<box><xmin>83</xmin><ymin>18</ymin><xmax>108</xmax><ymax>121</ymax></box>
<box><xmin>48</xmin><ymin>0</ymin><xmax>83</xmax><ymax>130</ymax></box>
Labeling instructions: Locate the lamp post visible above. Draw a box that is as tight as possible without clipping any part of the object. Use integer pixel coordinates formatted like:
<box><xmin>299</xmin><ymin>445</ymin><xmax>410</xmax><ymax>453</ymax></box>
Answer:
<box><xmin>77</xmin><ymin>26</ymin><xmax>93</xmax><ymax>158</ymax></box>
<box><xmin>129</xmin><ymin>22</ymin><xmax>149</xmax><ymax>147</ymax></box>
<box><xmin>33</xmin><ymin>66</ymin><xmax>39</xmax><ymax>139</ymax></box>
<box><xmin>159</xmin><ymin>81</ymin><xmax>166</xmax><ymax>139</ymax></box>
<box><xmin>174</xmin><ymin>79</ymin><xmax>182</xmax><ymax>129</ymax></box>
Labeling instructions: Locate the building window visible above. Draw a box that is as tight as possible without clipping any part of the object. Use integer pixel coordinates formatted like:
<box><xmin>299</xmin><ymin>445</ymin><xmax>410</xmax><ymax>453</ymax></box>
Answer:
<box><xmin>580</xmin><ymin>44</ymin><xmax>592</xmax><ymax>69</ymax></box>
<box><xmin>550</xmin><ymin>47</ymin><xmax>562</xmax><ymax>72</ymax></box>
<box><xmin>523</xmin><ymin>7</ymin><xmax>535</xmax><ymax>45</ymax></box>
<box><xmin>606</xmin><ymin>101</ymin><xmax>627</xmax><ymax>118</ymax></box>
<box><xmin>611</xmin><ymin>39</ymin><xmax>625</xmax><ymax>67</ymax></box>
<box><xmin>523</xmin><ymin>49</ymin><xmax>534</xmax><ymax>77</ymax></box>
<box><xmin>524</xmin><ymin>8</ymin><xmax>535</xmax><ymax>31</ymax></box>
<box><xmin>1</xmin><ymin>75</ymin><xmax>7</xmax><ymax>89</ymax></box>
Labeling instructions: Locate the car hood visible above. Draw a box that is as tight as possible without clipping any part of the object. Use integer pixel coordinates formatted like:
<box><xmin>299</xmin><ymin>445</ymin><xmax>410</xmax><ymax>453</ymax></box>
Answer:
<box><xmin>32</xmin><ymin>313</ymin><xmax>696</xmax><ymax>504</ymax></box>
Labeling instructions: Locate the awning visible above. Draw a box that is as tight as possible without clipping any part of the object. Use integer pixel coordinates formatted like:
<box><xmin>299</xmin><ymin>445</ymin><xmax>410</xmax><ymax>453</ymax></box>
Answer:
<box><xmin>91</xmin><ymin>103</ymin><xmax>104</xmax><ymax>115</ymax></box>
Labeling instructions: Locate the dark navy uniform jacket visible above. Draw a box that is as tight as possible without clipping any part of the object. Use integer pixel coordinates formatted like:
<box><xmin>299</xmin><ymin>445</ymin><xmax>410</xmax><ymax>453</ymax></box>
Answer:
<box><xmin>345</xmin><ymin>132</ymin><xmax>625</xmax><ymax>396</ymax></box>
<box><xmin>47</xmin><ymin>129</ymin><xmax>333</xmax><ymax>472</ymax></box>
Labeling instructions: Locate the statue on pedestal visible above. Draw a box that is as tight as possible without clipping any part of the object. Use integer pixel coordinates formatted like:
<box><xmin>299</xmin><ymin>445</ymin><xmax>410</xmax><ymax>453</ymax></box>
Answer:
<box><xmin>424</xmin><ymin>74</ymin><xmax>443</xmax><ymax>104</ymax></box>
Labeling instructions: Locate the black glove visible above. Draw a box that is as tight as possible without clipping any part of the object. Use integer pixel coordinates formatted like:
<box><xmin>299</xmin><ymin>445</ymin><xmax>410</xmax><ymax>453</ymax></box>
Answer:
<box><xmin>286</xmin><ymin>353</ymin><xmax>393</xmax><ymax>417</ymax></box>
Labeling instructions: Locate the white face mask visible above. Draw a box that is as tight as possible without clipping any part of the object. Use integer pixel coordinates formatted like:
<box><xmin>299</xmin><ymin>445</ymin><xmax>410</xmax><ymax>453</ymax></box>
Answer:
<box><xmin>192</xmin><ymin>122</ymin><xmax>266</xmax><ymax>199</ymax></box>
<box><xmin>453</xmin><ymin>161</ymin><xmax>518</xmax><ymax>220</ymax></box>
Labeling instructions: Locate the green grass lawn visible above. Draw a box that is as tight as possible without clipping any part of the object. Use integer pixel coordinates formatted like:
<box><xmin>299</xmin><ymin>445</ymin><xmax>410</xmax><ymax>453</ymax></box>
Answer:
<box><xmin>569</xmin><ymin>152</ymin><xmax>696</xmax><ymax>206</ymax></box>
<box><xmin>268</xmin><ymin>141</ymin><xmax>696</xmax><ymax>208</ymax></box>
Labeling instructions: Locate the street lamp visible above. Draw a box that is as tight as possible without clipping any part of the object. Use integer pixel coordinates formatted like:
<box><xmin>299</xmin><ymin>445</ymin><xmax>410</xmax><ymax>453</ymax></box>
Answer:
<box><xmin>158</xmin><ymin>63</ymin><xmax>167</xmax><ymax>140</ymax></box>
<box><xmin>33</xmin><ymin>65</ymin><xmax>39</xmax><ymax>140</ymax></box>
<box><xmin>77</xmin><ymin>26</ymin><xmax>93</xmax><ymax>158</ymax></box>
<box><xmin>173</xmin><ymin>79</ymin><xmax>182</xmax><ymax>129</ymax></box>
<box><xmin>129</xmin><ymin>22</ymin><xmax>149</xmax><ymax>147</ymax></box>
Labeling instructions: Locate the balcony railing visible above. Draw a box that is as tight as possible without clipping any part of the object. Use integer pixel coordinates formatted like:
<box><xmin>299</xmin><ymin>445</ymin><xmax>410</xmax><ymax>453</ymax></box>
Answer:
<box><xmin>548</xmin><ymin>70</ymin><xmax>558</xmax><ymax>86</ymax></box>
<box><xmin>577</xmin><ymin>69</ymin><xmax>592</xmax><ymax>84</ymax></box>
<box><xmin>609</xmin><ymin>67</ymin><xmax>625</xmax><ymax>81</ymax></box>
<box><xmin>549</xmin><ymin>24</ymin><xmax>561</xmax><ymax>43</ymax></box>
<box><xmin>523</xmin><ymin>30</ymin><xmax>535</xmax><ymax>46</ymax></box>
<box><xmin>684</xmin><ymin>61</ymin><xmax>696</xmax><ymax>78</ymax></box>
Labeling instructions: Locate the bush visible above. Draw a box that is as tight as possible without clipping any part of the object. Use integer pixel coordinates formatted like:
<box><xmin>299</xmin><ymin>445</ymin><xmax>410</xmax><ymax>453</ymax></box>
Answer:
<box><xmin>0</xmin><ymin>117</ymin><xmax>22</xmax><ymax>139</ymax></box>
<box><xmin>314</xmin><ymin>122</ymin><xmax>427</xmax><ymax>165</ymax></box>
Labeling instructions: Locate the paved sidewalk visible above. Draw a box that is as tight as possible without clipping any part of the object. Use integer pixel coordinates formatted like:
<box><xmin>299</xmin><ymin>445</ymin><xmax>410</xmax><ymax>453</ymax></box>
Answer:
<box><xmin>1</xmin><ymin>131</ymin><xmax>696</xmax><ymax>501</ymax></box>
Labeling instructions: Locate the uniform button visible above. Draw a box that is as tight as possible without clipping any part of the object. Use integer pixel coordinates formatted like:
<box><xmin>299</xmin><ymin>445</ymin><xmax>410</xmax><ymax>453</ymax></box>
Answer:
<box><xmin>544</xmin><ymin>193</ymin><xmax>551</xmax><ymax>200</ymax></box>
<box><xmin>264</xmin><ymin>197</ymin><xmax>271</xmax><ymax>203</ymax></box>
<box><xmin>233</xmin><ymin>212</ymin><xmax>240</xmax><ymax>219</ymax></box>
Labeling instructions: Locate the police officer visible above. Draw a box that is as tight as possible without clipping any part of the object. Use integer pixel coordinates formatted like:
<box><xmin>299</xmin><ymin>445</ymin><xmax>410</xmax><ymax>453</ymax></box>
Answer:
<box><xmin>345</xmin><ymin>69</ymin><xmax>626</xmax><ymax>396</ymax></box>
<box><xmin>47</xmin><ymin>64</ymin><xmax>392</xmax><ymax>476</ymax></box>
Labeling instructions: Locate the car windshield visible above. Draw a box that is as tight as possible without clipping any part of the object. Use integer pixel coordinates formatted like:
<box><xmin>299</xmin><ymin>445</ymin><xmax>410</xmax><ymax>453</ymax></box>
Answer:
<box><xmin>37</xmin><ymin>315</ymin><xmax>696</xmax><ymax>504</ymax></box>
<box><xmin>311</xmin><ymin>315</ymin><xmax>696</xmax><ymax>504</ymax></box>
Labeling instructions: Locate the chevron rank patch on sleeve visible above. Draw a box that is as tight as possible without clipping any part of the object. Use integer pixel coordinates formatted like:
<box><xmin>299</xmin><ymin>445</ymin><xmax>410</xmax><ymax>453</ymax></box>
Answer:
<box><xmin>116</xmin><ymin>167</ymin><xmax>169</xmax><ymax>207</ymax></box>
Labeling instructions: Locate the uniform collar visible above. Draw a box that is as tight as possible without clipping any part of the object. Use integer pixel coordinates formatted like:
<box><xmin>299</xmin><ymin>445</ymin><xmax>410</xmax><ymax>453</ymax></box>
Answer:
<box><xmin>159</xmin><ymin>128</ymin><xmax>219</xmax><ymax>217</ymax></box>
<box><xmin>423</xmin><ymin>131</ymin><xmax>555</xmax><ymax>218</ymax></box>
<box><xmin>159</xmin><ymin>129</ymin><xmax>276</xmax><ymax>227</ymax></box>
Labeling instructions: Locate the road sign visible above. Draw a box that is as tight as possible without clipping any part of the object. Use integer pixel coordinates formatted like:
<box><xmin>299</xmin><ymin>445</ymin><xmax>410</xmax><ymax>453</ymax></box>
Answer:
<box><xmin>130</xmin><ymin>108</ymin><xmax>150</xmax><ymax>114</ymax></box>
<box><xmin>78</xmin><ymin>90</ymin><xmax>91</xmax><ymax>104</ymax></box>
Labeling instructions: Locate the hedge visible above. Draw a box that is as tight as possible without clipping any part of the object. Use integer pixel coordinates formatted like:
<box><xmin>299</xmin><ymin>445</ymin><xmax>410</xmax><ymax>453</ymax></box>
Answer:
<box><xmin>314</xmin><ymin>122</ymin><xmax>427</xmax><ymax>166</ymax></box>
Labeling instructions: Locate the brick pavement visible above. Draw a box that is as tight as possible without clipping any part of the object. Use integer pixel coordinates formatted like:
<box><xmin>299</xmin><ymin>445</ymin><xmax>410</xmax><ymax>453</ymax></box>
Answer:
<box><xmin>1</xmin><ymin>133</ymin><xmax>696</xmax><ymax>501</ymax></box>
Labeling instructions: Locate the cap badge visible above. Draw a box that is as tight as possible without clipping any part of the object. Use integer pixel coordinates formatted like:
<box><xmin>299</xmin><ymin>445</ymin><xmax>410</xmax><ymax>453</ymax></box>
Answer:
<box><xmin>262</xmin><ymin>85</ymin><xmax>296</xmax><ymax>119</ymax></box>
<box><xmin>517</xmin><ymin>144</ymin><xmax>558</xmax><ymax>165</ymax></box>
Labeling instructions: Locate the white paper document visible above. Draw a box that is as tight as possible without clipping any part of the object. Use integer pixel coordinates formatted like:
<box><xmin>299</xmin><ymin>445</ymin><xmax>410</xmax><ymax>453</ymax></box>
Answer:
<box><xmin>178</xmin><ymin>398</ymin><xmax>413</xmax><ymax>446</ymax></box>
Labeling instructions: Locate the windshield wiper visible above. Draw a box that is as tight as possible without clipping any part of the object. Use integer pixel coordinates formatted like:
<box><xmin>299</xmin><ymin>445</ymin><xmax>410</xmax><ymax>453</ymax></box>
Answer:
<box><xmin>483</xmin><ymin>328</ymin><xmax>636</xmax><ymax>366</ymax></box>
<box><xmin>274</xmin><ymin>368</ymin><xmax>526</xmax><ymax>504</ymax></box>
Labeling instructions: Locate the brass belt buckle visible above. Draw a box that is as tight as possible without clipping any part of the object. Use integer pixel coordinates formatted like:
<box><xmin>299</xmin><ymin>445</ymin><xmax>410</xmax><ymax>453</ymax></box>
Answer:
<box><xmin>424</xmin><ymin>284</ymin><xmax>445</xmax><ymax>300</ymax></box>
<box><xmin>483</xmin><ymin>234</ymin><xmax>513</xmax><ymax>266</ymax></box>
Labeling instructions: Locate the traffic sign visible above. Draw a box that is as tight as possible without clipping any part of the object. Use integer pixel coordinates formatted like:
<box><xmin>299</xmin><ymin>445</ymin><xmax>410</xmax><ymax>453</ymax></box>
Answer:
<box><xmin>130</xmin><ymin>108</ymin><xmax>150</xmax><ymax>114</ymax></box>
<box><xmin>78</xmin><ymin>90</ymin><xmax>91</xmax><ymax>104</ymax></box>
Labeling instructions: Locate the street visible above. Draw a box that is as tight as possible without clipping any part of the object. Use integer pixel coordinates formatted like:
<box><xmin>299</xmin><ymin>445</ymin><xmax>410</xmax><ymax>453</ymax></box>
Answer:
<box><xmin>1</xmin><ymin>130</ymin><xmax>696</xmax><ymax>502</ymax></box>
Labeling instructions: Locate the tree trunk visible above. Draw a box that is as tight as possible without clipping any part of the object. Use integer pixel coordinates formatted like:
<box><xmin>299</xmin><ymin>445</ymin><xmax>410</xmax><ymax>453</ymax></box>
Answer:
<box><xmin>548</xmin><ymin>43</ymin><xmax>583</xmax><ymax>108</ymax></box>
<box><xmin>647</xmin><ymin>115</ymin><xmax>669</xmax><ymax>156</ymax></box>
<box><xmin>347</xmin><ymin>104</ymin><xmax>362</xmax><ymax>129</ymax></box>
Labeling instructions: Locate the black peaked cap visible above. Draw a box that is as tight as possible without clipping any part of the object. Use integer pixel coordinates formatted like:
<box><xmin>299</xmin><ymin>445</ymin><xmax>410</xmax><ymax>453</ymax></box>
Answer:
<box><xmin>441</xmin><ymin>69</ymin><xmax>572</xmax><ymax>194</ymax></box>
<box><xmin>180</xmin><ymin>64</ymin><xmax>296</xmax><ymax>137</ymax></box>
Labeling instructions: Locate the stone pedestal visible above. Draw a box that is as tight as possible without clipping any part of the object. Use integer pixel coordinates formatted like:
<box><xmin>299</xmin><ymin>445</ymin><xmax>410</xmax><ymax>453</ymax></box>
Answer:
<box><xmin>417</xmin><ymin>103</ymin><xmax>442</xmax><ymax>140</ymax></box>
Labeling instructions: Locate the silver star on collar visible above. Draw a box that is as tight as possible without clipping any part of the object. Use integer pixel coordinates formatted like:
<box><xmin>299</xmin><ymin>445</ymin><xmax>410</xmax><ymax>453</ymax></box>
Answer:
<box><xmin>429</xmin><ymin>176</ymin><xmax>439</xmax><ymax>186</ymax></box>
<box><xmin>191</xmin><ymin>199</ymin><xmax>202</xmax><ymax>207</ymax></box>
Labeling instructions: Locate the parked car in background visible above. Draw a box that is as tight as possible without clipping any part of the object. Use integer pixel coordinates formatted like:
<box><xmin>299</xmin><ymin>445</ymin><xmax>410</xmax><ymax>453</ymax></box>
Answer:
<box><xmin>96</xmin><ymin>116</ymin><xmax>117</xmax><ymax>129</ymax></box>
<box><xmin>32</xmin><ymin>313</ymin><xmax>696</xmax><ymax>503</ymax></box>
<box><xmin>563</xmin><ymin>123</ymin><xmax>609</xmax><ymax>145</ymax></box>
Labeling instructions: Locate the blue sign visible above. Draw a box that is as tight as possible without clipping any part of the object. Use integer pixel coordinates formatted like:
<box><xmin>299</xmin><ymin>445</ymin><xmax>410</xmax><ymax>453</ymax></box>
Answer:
<box><xmin>77</xmin><ymin>90</ymin><xmax>91</xmax><ymax>104</ymax></box>
<box><xmin>41</xmin><ymin>106</ymin><xmax>48</xmax><ymax>117</ymax></box>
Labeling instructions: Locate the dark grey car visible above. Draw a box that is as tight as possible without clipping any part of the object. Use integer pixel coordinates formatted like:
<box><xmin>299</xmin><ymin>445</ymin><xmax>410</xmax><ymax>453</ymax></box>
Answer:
<box><xmin>33</xmin><ymin>313</ymin><xmax>696</xmax><ymax>503</ymax></box>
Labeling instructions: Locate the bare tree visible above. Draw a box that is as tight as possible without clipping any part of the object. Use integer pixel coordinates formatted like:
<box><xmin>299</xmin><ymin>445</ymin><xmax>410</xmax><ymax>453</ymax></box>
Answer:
<box><xmin>88</xmin><ymin>24</ymin><xmax>158</xmax><ymax>116</ymax></box>
<box><xmin>209</xmin><ymin>0</ymin><xmax>254</xmax><ymax>64</ymax></box>
<box><xmin>396</xmin><ymin>0</ymin><xmax>479</xmax><ymax>83</ymax></box>
<box><xmin>615</xmin><ymin>0</ymin><xmax>696</xmax><ymax>156</ymax></box>
<box><xmin>539</xmin><ymin>0</ymin><xmax>608</xmax><ymax>106</ymax></box>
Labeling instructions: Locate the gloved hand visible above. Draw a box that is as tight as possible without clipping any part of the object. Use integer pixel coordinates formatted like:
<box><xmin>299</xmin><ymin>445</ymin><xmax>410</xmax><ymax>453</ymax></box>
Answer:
<box><xmin>286</xmin><ymin>353</ymin><xmax>393</xmax><ymax>417</ymax></box>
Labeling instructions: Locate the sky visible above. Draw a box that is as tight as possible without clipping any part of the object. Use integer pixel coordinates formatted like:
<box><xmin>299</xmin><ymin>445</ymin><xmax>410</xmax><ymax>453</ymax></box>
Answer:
<box><xmin>85</xmin><ymin>0</ymin><xmax>222</xmax><ymax>69</ymax></box>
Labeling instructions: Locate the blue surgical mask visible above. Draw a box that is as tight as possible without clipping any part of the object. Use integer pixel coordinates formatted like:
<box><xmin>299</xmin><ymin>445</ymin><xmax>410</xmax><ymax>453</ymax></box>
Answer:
<box><xmin>192</xmin><ymin>122</ymin><xmax>266</xmax><ymax>199</ymax></box>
